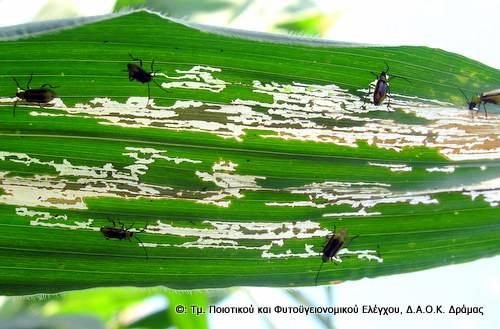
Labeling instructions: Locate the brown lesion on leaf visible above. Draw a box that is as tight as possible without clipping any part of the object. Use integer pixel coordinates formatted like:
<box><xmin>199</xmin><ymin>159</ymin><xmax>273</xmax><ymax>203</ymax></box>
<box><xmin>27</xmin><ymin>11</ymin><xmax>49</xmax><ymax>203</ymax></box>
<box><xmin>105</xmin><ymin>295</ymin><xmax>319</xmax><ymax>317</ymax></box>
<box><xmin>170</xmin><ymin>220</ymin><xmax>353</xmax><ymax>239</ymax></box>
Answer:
<box><xmin>46</xmin><ymin>197</ymin><xmax>82</xmax><ymax>205</ymax></box>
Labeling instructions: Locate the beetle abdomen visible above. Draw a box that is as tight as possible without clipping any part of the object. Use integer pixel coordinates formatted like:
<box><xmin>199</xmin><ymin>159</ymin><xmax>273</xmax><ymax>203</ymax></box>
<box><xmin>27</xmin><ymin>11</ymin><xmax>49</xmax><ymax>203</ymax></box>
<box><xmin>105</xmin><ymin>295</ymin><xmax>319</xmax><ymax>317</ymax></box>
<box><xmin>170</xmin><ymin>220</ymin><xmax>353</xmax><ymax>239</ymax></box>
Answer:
<box><xmin>373</xmin><ymin>80</ymin><xmax>388</xmax><ymax>105</ymax></box>
<box><xmin>133</xmin><ymin>71</ymin><xmax>152</xmax><ymax>83</ymax></box>
<box><xmin>322</xmin><ymin>239</ymin><xmax>344</xmax><ymax>262</ymax></box>
<box><xmin>128</xmin><ymin>64</ymin><xmax>152</xmax><ymax>83</ymax></box>
<box><xmin>481</xmin><ymin>89</ymin><xmax>500</xmax><ymax>104</ymax></box>
<box><xmin>100</xmin><ymin>227</ymin><xmax>128</xmax><ymax>240</ymax></box>
<box><xmin>23</xmin><ymin>89</ymin><xmax>56</xmax><ymax>103</ymax></box>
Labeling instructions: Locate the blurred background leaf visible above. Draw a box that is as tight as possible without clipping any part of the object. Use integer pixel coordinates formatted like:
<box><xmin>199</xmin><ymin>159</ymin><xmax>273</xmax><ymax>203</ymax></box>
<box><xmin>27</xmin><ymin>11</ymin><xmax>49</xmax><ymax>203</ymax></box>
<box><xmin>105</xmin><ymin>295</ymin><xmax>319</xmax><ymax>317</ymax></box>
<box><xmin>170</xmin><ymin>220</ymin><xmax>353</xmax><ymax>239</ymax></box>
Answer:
<box><xmin>113</xmin><ymin>0</ymin><xmax>339</xmax><ymax>36</ymax></box>
<box><xmin>114</xmin><ymin>0</ymin><xmax>241</xmax><ymax>17</ymax></box>
<box><xmin>0</xmin><ymin>287</ymin><xmax>209</xmax><ymax>329</ymax></box>
<box><xmin>0</xmin><ymin>315</ymin><xmax>106</xmax><ymax>329</ymax></box>
<box><xmin>114</xmin><ymin>0</ymin><xmax>147</xmax><ymax>12</ymax></box>
<box><xmin>275</xmin><ymin>12</ymin><xmax>339</xmax><ymax>36</ymax></box>
<box><xmin>35</xmin><ymin>0</ymin><xmax>79</xmax><ymax>22</ymax></box>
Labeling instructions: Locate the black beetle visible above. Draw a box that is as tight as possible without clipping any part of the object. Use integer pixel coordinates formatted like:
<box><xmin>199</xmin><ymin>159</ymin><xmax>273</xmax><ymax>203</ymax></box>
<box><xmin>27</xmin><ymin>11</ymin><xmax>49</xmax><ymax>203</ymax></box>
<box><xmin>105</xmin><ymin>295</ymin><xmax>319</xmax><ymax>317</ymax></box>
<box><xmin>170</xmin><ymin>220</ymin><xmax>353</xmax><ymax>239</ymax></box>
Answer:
<box><xmin>459</xmin><ymin>88</ymin><xmax>500</xmax><ymax>118</ymax></box>
<box><xmin>13</xmin><ymin>73</ymin><xmax>58</xmax><ymax>116</ymax></box>
<box><xmin>366</xmin><ymin>62</ymin><xmax>410</xmax><ymax>107</ymax></box>
<box><xmin>100</xmin><ymin>219</ymin><xmax>149</xmax><ymax>259</ymax></box>
<box><xmin>314</xmin><ymin>226</ymin><xmax>358</xmax><ymax>285</ymax></box>
<box><xmin>126</xmin><ymin>53</ymin><xmax>166</xmax><ymax>105</ymax></box>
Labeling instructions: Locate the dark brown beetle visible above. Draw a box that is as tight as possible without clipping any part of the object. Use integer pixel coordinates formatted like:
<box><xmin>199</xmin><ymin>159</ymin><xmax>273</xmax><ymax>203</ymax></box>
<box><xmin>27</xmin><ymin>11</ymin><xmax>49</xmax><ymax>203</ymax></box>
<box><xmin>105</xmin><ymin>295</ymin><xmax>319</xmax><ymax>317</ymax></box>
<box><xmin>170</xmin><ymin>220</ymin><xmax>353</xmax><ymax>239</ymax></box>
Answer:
<box><xmin>314</xmin><ymin>226</ymin><xmax>358</xmax><ymax>285</ymax></box>
<box><xmin>100</xmin><ymin>219</ymin><xmax>149</xmax><ymax>259</ymax></box>
<box><xmin>126</xmin><ymin>53</ymin><xmax>166</xmax><ymax>105</ymax></box>
<box><xmin>366</xmin><ymin>62</ymin><xmax>410</xmax><ymax>107</ymax></box>
<box><xmin>13</xmin><ymin>73</ymin><xmax>58</xmax><ymax>116</ymax></box>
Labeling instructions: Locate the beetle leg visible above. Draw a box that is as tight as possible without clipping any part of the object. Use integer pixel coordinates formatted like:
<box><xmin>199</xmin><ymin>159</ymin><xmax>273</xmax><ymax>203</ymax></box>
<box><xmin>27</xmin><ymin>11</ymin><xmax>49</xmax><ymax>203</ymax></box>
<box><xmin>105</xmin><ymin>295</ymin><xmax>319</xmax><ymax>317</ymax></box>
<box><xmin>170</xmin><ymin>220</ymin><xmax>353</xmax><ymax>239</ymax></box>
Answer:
<box><xmin>387</xmin><ymin>85</ymin><xmax>392</xmax><ymax>109</ymax></box>
<box><xmin>138</xmin><ymin>222</ymin><xmax>148</xmax><ymax>233</ymax></box>
<box><xmin>129</xmin><ymin>53</ymin><xmax>143</xmax><ymax>67</ymax></box>
<box><xmin>345</xmin><ymin>235</ymin><xmax>359</xmax><ymax>248</ymax></box>
<box><xmin>314</xmin><ymin>261</ymin><xmax>324</xmax><ymax>286</ymax></box>
<box><xmin>127</xmin><ymin>222</ymin><xmax>135</xmax><ymax>230</ymax></box>
<box><xmin>13</xmin><ymin>101</ymin><xmax>17</xmax><ymax>117</ymax></box>
<box><xmin>376</xmin><ymin>245</ymin><xmax>383</xmax><ymax>258</ymax></box>
<box><xmin>134</xmin><ymin>235</ymin><xmax>149</xmax><ymax>259</ymax></box>
<box><xmin>363</xmin><ymin>86</ymin><xmax>372</xmax><ymax>107</ymax></box>
<box><xmin>147</xmin><ymin>82</ymin><xmax>151</xmax><ymax>106</ymax></box>
<box><xmin>150</xmin><ymin>58</ymin><xmax>155</xmax><ymax>73</ymax></box>
<box><xmin>484</xmin><ymin>104</ymin><xmax>488</xmax><ymax>118</ymax></box>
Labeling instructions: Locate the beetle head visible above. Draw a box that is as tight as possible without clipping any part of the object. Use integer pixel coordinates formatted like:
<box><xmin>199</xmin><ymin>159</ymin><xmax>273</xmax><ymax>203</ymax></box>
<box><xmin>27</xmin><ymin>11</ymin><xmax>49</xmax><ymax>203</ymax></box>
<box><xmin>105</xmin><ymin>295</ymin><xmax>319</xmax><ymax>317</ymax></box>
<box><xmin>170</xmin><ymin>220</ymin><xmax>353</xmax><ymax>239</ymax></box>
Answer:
<box><xmin>470</xmin><ymin>95</ymin><xmax>481</xmax><ymax>109</ymax></box>
<box><xmin>16</xmin><ymin>91</ymin><xmax>25</xmax><ymax>99</ymax></box>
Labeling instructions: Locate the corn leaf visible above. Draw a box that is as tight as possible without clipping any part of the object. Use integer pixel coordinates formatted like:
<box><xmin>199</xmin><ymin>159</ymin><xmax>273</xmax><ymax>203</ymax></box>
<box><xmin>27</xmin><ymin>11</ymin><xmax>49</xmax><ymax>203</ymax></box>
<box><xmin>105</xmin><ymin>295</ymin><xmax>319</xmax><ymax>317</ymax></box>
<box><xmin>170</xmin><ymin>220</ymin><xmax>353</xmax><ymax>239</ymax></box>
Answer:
<box><xmin>0</xmin><ymin>10</ymin><xmax>499</xmax><ymax>295</ymax></box>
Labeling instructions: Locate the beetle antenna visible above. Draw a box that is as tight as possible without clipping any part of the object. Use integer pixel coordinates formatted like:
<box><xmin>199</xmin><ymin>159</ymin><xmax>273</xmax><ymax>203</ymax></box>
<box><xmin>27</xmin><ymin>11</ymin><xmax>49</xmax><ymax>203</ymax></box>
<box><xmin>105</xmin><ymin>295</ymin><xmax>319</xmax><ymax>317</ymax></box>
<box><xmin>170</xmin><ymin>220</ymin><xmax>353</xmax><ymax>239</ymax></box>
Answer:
<box><xmin>147</xmin><ymin>82</ymin><xmax>151</xmax><ymax>106</ymax></box>
<box><xmin>27</xmin><ymin>73</ymin><xmax>33</xmax><ymax>89</ymax></box>
<box><xmin>370</xmin><ymin>71</ymin><xmax>379</xmax><ymax>79</ymax></box>
<box><xmin>40</xmin><ymin>83</ymin><xmax>59</xmax><ymax>89</ymax></box>
<box><xmin>107</xmin><ymin>217</ymin><xmax>116</xmax><ymax>227</ymax></box>
<box><xmin>12</xmin><ymin>77</ymin><xmax>22</xmax><ymax>90</ymax></box>
<box><xmin>134</xmin><ymin>235</ymin><xmax>149</xmax><ymax>259</ymax></box>
<box><xmin>384</xmin><ymin>61</ymin><xmax>390</xmax><ymax>73</ymax></box>
<box><xmin>315</xmin><ymin>261</ymin><xmax>324</xmax><ymax>286</ymax></box>
<box><xmin>390</xmin><ymin>75</ymin><xmax>411</xmax><ymax>84</ymax></box>
<box><xmin>345</xmin><ymin>235</ymin><xmax>359</xmax><ymax>248</ymax></box>
<box><xmin>458</xmin><ymin>88</ymin><xmax>470</xmax><ymax>103</ymax></box>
